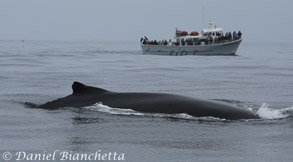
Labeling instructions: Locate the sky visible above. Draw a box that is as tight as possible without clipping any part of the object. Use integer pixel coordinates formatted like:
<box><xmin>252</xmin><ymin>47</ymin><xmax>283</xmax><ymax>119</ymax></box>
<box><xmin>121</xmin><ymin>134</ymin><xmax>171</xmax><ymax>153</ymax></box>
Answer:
<box><xmin>0</xmin><ymin>0</ymin><xmax>292</xmax><ymax>43</ymax></box>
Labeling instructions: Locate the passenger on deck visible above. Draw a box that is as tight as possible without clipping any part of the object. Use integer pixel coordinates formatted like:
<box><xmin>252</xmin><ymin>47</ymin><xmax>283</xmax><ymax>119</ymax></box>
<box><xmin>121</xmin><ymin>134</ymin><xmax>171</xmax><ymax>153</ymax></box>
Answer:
<box><xmin>209</xmin><ymin>37</ymin><xmax>213</xmax><ymax>44</ymax></box>
<box><xmin>238</xmin><ymin>31</ymin><xmax>242</xmax><ymax>39</ymax></box>
<box><xmin>221</xmin><ymin>35</ymin><xmax>225</xmax><ymax>42</ymax></box>
<box><xmin>164</xmin><ymin>40</ymin><xmax>168</xmax><ymax>45</ymax></box>
<box><xmin>233</xmin><ymin>31</ymin><xmax>236</xmax><ymax>40</ymax></box>
<box><xmin>142</xmin><ymin>39</ymin><xmax>147</xmax><ymax>44</ymax></box>
<box><xmin>214</xmin><ymin>37</ymin><xmax>218</xmax><ymax>43</ymax></box>
<box><xmin>186</xmin><ymin>39</ymin><xmax>192</xmax><ymax>45</ymax></box>
<box><xmin>181</xmin><ymin>39</ymin><xmax>185</xmax><ymax>46</ymax></box>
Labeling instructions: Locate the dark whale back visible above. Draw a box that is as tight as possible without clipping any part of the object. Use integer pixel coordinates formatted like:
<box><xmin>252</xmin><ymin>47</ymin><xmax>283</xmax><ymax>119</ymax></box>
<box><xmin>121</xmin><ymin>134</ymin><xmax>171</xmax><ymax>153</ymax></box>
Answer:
<box><xmin>38</xmin><ymin>82</ymin><xmax>260</xmax><ymax>120</ymax></box>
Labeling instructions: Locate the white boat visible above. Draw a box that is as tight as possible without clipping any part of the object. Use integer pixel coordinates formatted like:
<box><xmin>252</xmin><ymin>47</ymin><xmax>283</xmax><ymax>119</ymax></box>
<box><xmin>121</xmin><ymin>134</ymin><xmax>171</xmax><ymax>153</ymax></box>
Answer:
<box><xmin>141</xmin><ymin>21</ymin><xmax>242</xmax><ymax>56</ymax></box>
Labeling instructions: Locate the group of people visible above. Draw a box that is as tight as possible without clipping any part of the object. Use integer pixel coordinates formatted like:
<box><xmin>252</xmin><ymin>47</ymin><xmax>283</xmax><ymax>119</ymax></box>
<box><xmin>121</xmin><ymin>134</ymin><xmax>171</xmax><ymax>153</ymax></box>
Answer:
<box><xmin>206</xmin><ymin>31</ymin><xmax>242</xmax><ymax>44</ymax></box>
<box><xmin>140</xmin><ymin>36</ymin><xmax>171</xmax><ymax>45</ymax></box>
<box><xmin>140</xmin><ymin>30</ymin><xmax>242</xmax><ymax>46</ymax></box>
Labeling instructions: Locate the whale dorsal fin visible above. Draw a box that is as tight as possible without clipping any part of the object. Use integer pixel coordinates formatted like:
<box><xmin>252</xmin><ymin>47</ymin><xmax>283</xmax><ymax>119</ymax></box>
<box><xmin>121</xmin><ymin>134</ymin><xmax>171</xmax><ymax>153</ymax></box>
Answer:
<box><xmin>72</xmin><ymin>81</ymin><xmax>107</xmax><ymax>94</ymax></box>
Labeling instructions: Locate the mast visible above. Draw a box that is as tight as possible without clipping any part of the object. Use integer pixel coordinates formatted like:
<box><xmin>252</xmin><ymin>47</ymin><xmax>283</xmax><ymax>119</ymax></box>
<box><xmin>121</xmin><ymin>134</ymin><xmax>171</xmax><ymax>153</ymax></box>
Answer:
<box><xmin>202</xmin><ymin>5</ymin><xmax>205</xmax><ymax>31</ymax></box>
<box><xmin>202</xmin><ymin>0</ymin><xmax>205</xmax><ymax>31</ymax></box>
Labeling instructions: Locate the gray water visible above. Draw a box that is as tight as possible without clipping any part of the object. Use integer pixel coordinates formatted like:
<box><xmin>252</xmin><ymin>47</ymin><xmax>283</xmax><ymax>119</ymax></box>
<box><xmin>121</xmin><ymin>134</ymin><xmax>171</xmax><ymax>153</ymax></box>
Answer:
<box><xmin>0</xmin><ymin>40</ymin><xmax>292</xmax><ymax>162</ymax></box>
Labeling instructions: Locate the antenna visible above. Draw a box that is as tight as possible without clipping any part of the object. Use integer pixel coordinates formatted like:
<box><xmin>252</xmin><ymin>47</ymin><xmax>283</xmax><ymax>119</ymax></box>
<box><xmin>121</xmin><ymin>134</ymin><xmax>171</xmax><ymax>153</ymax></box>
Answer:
<box><xmin>202</xmin><ymin>5</ymin><xmax>205</xmax><ymax>31</ymax></box>
<box><xmin>209</xmin><ymin>20</ymin><xmax>213</xmax><ymax>29</ymax></box>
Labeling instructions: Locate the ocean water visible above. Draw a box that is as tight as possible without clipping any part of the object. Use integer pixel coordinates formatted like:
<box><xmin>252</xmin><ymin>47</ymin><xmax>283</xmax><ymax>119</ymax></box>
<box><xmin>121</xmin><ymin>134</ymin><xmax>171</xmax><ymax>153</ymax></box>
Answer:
<box><xmin>0</xmin><ymin>40</ymin><xmax>292</xmax><ymax>162</ymax></box>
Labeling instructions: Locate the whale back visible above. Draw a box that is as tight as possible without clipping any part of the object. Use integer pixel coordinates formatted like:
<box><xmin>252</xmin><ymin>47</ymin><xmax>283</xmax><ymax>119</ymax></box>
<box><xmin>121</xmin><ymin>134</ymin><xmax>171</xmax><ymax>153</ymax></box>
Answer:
<box><xmin>72</xmin><ymin>82</ymin><xmax>107</xmax><ymax>94</ymax></box>
<box><xmin>38</xmin><ymin>81</ymin><xmax>259</xmax><ymax>120</ymax></box>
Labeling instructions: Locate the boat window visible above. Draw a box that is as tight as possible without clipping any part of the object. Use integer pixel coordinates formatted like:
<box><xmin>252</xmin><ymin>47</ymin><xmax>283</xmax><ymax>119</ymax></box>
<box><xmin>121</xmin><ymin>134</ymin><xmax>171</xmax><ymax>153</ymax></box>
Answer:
<box><xmin>203</xmin><ymin>32</ymin><xmax>211</xmax><ymax>36</ymax></box>
<box><xmin>212</xmin><ymin>32</ymin><xmax>215</xmax><ymax>36</ymax></box>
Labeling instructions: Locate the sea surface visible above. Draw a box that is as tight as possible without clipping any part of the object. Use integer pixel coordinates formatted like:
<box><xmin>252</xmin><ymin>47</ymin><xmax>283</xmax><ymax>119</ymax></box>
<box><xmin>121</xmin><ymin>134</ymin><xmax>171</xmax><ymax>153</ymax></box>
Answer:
<box><xmin>0</xmin><ymin>40</ymin><xmax>292</xmax><ymax>162</ymax></box>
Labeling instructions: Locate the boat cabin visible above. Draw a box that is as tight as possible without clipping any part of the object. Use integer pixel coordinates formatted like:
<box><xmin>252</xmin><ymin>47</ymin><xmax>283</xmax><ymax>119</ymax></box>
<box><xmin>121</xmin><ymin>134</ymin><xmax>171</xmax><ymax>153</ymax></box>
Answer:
<box><xmin>202</xmin><ymin>28</ymin><xmax>224</xmax><ymax>36</ymax></box>
<box><xmin>173</xmin><ymin>21</ymin><xmax>224</xmax><ymax>45</ymax></box>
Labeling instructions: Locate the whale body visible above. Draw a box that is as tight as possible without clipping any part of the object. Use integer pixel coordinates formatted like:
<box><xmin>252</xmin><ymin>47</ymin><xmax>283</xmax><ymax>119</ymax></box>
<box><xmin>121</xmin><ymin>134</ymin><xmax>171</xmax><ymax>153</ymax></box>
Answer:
<box><xmin>39</xmin><ymin>82</ymin><xmax>260</xmax><ymax>120</ymax></box>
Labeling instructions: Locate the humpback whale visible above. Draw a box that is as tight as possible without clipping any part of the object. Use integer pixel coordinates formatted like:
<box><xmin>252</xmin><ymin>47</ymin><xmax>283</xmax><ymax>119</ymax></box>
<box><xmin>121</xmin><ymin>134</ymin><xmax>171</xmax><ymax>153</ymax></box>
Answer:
<box><xmin>39</xmin><ymin>82</ymin><xmax>260</xmax><ymax>120</ymax></box>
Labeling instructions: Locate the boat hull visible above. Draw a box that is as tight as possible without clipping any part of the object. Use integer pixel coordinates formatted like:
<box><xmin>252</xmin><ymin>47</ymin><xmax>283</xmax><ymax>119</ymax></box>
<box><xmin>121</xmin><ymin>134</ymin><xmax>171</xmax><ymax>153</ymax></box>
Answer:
<box><xmin>141</xmin><ymin>39</ymin><xmax>242</xmax><ymax>56</ymax></box>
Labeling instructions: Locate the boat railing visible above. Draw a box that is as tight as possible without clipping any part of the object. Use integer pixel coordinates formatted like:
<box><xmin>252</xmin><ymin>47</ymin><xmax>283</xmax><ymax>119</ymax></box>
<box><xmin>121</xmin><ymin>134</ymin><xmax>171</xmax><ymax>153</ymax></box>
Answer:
<box><xmin>141</xmin><ymin>38</ymin><xmax>241</xmax><ymax>46</ymax></box>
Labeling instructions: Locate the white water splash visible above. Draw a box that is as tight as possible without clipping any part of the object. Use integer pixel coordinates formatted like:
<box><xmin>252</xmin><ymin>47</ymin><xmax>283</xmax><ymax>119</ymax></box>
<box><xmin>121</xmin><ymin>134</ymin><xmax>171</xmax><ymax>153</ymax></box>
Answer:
<box><xmin>256</xmin><ymin>103</ymin><xmax>293</xmax><ymax>119</ymax></box>
<box><xmin>84</xmin><ymin>102</ymin><xmax>293</xmax><ymax>121</ymax></box>
<box><xmin>84</xmin><ymin>103</ymin><xmax>144</xmax><ymax>116</ymax></box>
<box><xmin>83</xmin><ymin>103</ymin><xmax>226</xmax><ymax>121</ymax></box>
